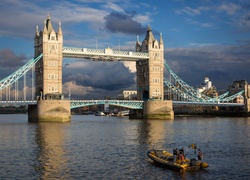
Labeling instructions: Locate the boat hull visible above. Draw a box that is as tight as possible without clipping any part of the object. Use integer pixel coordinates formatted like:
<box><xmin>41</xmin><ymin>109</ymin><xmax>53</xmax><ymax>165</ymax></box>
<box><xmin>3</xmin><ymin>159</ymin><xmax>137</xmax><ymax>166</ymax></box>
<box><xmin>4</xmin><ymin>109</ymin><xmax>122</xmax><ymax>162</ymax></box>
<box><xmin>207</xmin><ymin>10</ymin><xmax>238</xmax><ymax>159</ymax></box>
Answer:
<box><xmin>147</xmin><ymin>149</ymin><xmax>209</xmax><ymax>171</ymax></box>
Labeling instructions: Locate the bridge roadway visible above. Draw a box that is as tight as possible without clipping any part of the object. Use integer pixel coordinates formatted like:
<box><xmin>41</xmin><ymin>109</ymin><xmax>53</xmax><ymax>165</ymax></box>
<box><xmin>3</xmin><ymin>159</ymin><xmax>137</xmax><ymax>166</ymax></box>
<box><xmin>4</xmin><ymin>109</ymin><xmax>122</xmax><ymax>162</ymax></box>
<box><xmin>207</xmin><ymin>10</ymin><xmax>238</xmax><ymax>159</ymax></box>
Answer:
<box><xmin>0</xmin><ymin>100</ymin><xmax>244</xmax><ymax>109</ymax></box>
<box><xmin>62</xmin><ymin>47</ymin><xmax>149</xmax><ymax>61</ymax></box>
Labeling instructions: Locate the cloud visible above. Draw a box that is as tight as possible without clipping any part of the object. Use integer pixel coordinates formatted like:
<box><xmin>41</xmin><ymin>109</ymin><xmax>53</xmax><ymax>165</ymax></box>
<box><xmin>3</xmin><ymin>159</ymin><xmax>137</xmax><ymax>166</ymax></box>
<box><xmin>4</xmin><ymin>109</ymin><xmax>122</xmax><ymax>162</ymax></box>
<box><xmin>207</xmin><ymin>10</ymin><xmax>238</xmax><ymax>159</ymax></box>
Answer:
<box><xmin>102</xmin><ymin>2</ymin><xmax>125</xmax><ymax>13</ymax></box>
<box><xmin>217</xmin><ymin>3</ymin><xmax>241</xmax><ymax>15</ymax></box>
<box><xmin>122</xmin><ymin>61</ymin><xmax>136</xmax><ymax>73</ymax></box>
<box><xmin>104</xmin><ymin>12</ymin><xmax>147</xmax><ymax>35</ymax></box>
<box><xmin>62</xmin><ymin>81</ymin><xmax>94</xmax><ymax>98</ymax></box>
<box><xmin>184</xmin><ymin>18</ymin><xmax>214</xmax><ymax>28</ymax></box>
<box><xmin>62</xmin><ymin>60</ymin><xmax>136</xmax><ymax>99</ymax></box>
<box><xmin>0</xmin><ymin>49</ymin><xmax>28</xmax><ymax>79</ymax></box>
<box><xmin>0</xmin><ymin>0</ymin><xmax>109</xmax><ymax>38</ymax></box>
<box><xmin>165</xmin><ymin>42</ymin><xmax>250</xmax><ymax>91</ymax></box>
<box><xmin>232</xmin><ymin>12</ymin><xmax>250</xmax><ymax>31</ymax></box>
<box><xmin>175</xmin><ymin>6</ymin><xmax>209</xmax><ymax>16</ymax></box>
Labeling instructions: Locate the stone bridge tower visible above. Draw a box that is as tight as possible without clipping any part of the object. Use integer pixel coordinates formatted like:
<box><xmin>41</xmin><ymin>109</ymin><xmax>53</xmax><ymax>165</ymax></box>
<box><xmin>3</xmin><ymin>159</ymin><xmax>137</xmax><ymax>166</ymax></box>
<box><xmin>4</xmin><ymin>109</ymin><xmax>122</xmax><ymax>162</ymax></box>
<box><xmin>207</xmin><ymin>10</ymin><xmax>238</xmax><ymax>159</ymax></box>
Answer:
<box><xmin>34</xmin><ymin>15</ymin><xmax>63</xmax><ymax>99</ymax></box>
<box><xmin>29</xmin><ymin>15</ymin><xmax>70</xmax><ymax>122</ymax></box>
<box><xmin>136</xmin><ymin>27</ymin><xmax>164</xmax><ymax>100</ymax></box>
<box><xmin>131</xmin><ymin>27</ymin><xmax>174</xmax><ymax>120</ymax></box>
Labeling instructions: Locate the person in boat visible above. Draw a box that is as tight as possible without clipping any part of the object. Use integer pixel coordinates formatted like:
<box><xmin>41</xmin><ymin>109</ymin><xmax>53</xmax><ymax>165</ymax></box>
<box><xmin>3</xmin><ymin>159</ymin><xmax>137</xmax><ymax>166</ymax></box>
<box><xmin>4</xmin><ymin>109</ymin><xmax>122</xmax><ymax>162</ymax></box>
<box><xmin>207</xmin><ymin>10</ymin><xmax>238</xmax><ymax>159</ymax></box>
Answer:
<box><xmin>190</xmin><ymin>143</ymin><xmax>198</xmax><ymax>153</ymax></box>
<box><xmin>173</xmin><ymin>148</ymin><xmax>178</xmax><ymax>163</ymax></box>
<box><xmin>179</xmin><ymin>147</ymin><xmax>185</xmax><ymax>157</ymax></box>
<box><xmin>179</xmin><ymin>153</ymin><xmax>185</xmax><ymax>164</ymax></box>
<box><xmin>198</xmin><ymin>149</ymin><xmax>203</xmax><ymax>160</ymax></box>
<box><xmin>175</xmin><ymin>147</ymin><xmax>185</xmax><ymax>163</ymax></box>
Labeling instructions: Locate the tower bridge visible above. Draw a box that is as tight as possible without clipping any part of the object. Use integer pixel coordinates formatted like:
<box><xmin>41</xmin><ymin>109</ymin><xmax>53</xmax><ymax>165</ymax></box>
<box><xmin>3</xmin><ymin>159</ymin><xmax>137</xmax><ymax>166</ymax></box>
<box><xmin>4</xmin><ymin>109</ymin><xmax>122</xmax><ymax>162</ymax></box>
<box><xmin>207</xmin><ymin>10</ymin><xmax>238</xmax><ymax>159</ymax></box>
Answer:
<box><xmin>27</xmin><ymin>14</ymin><xmax>173</xmax><ymax>122</ymax></box>
<box><xmin>0</xmin><ymin>15</ymin><xmax>248</xmax><ymax>121</ymax></box>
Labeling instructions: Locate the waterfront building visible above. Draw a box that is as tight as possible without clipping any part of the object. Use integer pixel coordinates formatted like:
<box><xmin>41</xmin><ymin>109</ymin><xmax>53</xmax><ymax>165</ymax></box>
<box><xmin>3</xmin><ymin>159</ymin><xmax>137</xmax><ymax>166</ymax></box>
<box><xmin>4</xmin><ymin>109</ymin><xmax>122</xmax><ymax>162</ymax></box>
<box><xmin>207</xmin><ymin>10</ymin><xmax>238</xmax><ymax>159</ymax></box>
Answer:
<box><xmin>197</xmin><ymin>77</ymin><xmax>217</xmax><ymax>98</ymax></box>
<box><xmin>117</xmin><ymin>90</ymin><xmax>137</xmax><ymax>100</ymax></box>
<box><xmin>227</xmin><ymin>80</ymin><xmax>250</xmax><ymax>114</ymax></box>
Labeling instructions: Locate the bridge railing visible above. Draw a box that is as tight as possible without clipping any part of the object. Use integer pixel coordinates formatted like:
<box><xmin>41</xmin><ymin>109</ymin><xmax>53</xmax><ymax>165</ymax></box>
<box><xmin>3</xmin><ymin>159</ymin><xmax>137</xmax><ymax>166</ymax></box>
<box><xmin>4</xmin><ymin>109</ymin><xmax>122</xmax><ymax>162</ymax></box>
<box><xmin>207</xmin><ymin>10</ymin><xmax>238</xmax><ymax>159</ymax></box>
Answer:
<box><xmin>62</xmin><ymin>47</ymin><xmax>149</xmax><ymax>61</ymax></box>
<box><xmin>173</xmin><ymin>101</ymin><xmax>244</xmax><ymax>107</ymax></box>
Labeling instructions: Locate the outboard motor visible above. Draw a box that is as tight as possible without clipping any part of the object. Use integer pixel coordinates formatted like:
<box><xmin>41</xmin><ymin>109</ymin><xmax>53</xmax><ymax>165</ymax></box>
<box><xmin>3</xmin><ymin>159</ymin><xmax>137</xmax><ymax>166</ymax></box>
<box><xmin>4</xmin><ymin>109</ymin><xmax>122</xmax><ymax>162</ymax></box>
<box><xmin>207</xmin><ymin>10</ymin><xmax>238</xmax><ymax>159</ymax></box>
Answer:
<box><xmin>190</xmin><ymin>158</ymin><xmax>196</xmax><ymax>166</ymax></box>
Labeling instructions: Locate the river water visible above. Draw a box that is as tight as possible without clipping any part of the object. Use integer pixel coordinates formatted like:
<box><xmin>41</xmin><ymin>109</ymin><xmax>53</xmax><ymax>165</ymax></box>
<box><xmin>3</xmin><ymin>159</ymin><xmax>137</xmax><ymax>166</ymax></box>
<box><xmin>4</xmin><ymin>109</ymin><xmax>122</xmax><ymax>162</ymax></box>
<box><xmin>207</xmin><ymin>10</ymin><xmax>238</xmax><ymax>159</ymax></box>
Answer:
<box><xmin>0</xmin><ymin>114</ymin><xmax>250</xmax><ymax>179</ymax></box>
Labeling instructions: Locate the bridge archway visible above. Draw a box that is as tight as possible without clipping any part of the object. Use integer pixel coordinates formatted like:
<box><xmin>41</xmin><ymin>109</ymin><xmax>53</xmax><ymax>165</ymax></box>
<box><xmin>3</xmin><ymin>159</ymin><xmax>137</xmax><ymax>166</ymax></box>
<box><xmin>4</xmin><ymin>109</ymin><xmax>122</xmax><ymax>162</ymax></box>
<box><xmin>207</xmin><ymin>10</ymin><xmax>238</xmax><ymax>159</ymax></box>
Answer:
<box><xmin>143</xmin><ymin>91</ymin><xmax>149</xmax><ymax>100</ymax></box>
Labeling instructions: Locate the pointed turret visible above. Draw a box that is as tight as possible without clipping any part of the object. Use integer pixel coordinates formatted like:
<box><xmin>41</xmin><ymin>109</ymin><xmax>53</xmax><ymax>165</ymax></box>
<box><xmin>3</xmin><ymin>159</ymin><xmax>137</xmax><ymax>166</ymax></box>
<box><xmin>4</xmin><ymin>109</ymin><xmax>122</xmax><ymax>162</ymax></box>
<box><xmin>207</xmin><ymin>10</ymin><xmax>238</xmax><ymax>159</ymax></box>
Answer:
<box><xmin>58</xmin><ymin>21</ymin><xmax>62</xmax><ymax>36</ymax></box>
<box><xmin>35</xmin><ymin>25</ymin><xmax>39</xmax><ymax>37</ymax></box>
<box><xmin>159</xmin><ymin>32</ymin><xmax>163</xmax><ymax>45</ymax></box>
<box><xmin>43</xmin><ymin>20</ymin><xmax>48</xmax><ymax>34</ymax></box>
<box><xmin>45</xmin><ymin>14</ymin><xmax>55</xmax><ymax>34</ymax></box>
<box><xmin>140</xmin><ymin>26</ymin><xmax>156</xmax><ymax>52</ymax></box>
<box><xmin>57</xmin><ymin>21</ymin><xmax>63</xmax><ymax>43</ymax></box>
<box><xmin>159</xmin><ymin>32</ymin><xmax>164</xmax><ymax>50</ymax></box>
<box><xmin>135</xmin><ymin>35</ymin><xmax>141</xmax><ymax>52</ymax></box>
<box><xmin>144</xmin><ymin>26</ymin><xmax>155</xmax><ymax>44</ymax></box>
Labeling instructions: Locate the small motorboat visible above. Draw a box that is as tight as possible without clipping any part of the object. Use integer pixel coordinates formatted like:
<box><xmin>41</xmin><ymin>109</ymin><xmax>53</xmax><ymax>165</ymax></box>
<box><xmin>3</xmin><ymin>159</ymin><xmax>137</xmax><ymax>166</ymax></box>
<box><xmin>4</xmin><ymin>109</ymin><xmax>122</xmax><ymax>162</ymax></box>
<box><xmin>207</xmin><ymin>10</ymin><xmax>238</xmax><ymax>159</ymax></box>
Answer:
<box><xmin>147</xmin><ymin>148</ymin><xmax>209</xmax><ymax>171</ymax></box>
<box><xmin>95</xmin><ymin>112</ymin><xmax>106</xmax><ymax>116</ymax></box>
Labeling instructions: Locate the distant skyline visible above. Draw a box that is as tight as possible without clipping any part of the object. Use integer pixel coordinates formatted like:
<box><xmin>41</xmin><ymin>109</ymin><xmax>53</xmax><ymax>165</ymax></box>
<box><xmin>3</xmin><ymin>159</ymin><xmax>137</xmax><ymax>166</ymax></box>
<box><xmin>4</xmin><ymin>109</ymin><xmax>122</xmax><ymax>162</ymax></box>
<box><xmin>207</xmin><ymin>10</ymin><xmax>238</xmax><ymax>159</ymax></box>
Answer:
<box><xmin>0</xmin><ymin>0</ymin><xmax>250</xmax><ymax>99</ymax></box>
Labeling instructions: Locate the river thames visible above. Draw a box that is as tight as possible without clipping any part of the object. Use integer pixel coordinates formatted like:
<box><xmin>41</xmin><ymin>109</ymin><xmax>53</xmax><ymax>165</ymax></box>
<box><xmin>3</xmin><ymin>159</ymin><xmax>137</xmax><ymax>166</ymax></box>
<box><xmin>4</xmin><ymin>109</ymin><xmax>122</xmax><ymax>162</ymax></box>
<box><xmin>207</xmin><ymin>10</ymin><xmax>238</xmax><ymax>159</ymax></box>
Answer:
<box><xmin>0</xmin><ymin>114</ymin><xmax>250</xmax><ymax>179</ymax></box>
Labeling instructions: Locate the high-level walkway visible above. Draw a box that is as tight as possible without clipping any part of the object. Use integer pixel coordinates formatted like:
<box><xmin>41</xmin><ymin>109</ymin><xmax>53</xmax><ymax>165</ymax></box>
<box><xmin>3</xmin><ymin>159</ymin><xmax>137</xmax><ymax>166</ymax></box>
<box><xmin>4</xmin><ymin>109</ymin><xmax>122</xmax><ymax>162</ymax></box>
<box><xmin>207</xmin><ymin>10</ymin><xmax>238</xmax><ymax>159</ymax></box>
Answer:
<box><xmin>63</xmin><ymin>47</ymin><xmax>148</xmax><ymax>61</ymax></box>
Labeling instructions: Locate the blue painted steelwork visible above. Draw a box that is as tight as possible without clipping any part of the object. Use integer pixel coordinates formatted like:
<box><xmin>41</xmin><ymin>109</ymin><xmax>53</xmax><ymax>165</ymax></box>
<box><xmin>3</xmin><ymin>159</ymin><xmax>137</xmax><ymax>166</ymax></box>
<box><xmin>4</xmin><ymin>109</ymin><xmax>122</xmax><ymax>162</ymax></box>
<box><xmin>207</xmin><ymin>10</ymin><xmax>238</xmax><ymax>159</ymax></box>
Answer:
<box><xmin>221</xmin><ymin>90</ymin><xmax>244</xmax><ymax>102</ymax></box>
<box><xmin>70</xmin><ymin>100</ymin><xmax>144</xmax><ymax>109</ymax></box>
<box><xmin>164</xmin><ymin>62</ymin><xmax>213</xmax><ymax>101</ymax></box>
<box><xmin>164</xmin><ymin>62</ymin><xmax>244</xmax><ymax>104</ymax></box>
<box><xmin>211</xmin><ymin>91</ymin><xmax>229</xmax><ymax>101</ymax></box>
<box><xmin>164</xmin><ymin>79</ymin><xmax>201</xmax><ymax>102</ymax></box>
<box><xmin>0</xmin><ymin>54</ymin><xmax>43</xmax><ymax>91</ymax></box>
<box><xmin>173</xmin><ymin>101</ymin><xmax>244</xmax><ymax>107</ymax></box>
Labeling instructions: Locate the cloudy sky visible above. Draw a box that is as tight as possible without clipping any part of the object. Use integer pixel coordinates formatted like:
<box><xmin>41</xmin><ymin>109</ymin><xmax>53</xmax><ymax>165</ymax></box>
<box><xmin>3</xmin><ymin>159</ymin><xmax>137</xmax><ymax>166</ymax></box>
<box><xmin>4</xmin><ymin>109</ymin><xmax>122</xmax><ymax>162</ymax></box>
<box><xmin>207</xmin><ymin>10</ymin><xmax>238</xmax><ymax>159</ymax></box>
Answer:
<box><xmin>0</xmin><ymin>0</ymin><xmax>249</xmax><ymax>100</ymax></box>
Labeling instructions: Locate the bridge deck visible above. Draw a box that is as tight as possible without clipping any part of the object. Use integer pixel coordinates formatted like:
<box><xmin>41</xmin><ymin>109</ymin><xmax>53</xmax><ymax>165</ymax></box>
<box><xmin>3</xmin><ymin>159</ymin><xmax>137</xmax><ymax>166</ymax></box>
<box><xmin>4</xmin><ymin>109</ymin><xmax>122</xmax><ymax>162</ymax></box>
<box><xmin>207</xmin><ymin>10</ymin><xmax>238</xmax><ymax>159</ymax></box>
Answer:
<box><xmin>62</xmin><ymin>47</ymin><xmax>149</xmax><ymax>61</ymax></box>
<box><xmin>0</xmin><ymin>100</ymin><xmax>244</xmax><ymax>108</ymax></box>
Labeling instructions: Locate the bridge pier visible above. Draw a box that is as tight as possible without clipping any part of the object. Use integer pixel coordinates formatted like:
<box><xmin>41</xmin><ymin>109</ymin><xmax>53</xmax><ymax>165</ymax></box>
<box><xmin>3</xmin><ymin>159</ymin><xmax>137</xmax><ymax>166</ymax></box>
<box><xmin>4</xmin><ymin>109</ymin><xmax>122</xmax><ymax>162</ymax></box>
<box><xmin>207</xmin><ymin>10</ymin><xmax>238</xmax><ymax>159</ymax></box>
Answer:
<box><xmin>28</xmin><ymin>100</ymin><xmax>71</xmax><ymax>122</ymax></box>
<box><xmin>129</xmin><ymin>100</ymin><xmax>174</xmax><ymax>120</ymax></box>
<box><xmin>246</xmin><ymin>99</ymin><xmax>250</xmax><ymax>116</ymax></box>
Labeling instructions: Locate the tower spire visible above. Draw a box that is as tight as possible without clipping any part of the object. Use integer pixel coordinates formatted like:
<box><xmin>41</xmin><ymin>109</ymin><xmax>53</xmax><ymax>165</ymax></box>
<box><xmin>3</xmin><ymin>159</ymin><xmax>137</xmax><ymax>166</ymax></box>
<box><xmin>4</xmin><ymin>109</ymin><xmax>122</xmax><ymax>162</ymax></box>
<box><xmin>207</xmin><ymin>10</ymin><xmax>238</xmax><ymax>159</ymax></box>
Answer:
<box><xmin>159</xmin><ymin>32</ymin><xmax>163</xmax><ymax>44</ymax></box>
<box><xmin>47</xmin><ymin>12</ymin><xmax>50</xmax><ymax>20</ymax></box>
<box><xmin>58</xmin><ymin>21</ymin><xmax>62</xmax><ymax>36</ymax></box>
<box><xmin>43</xmin><ymin>20</ymin><xmax>48</xmax><ymax>34</ymax></box>
<box><xmin>35</xmin><ymin>25</ymin><xmax>39</xmax><ymax>37</ymax></box>
<box><xmin>135</xmin><ymin>35</ymin><xmax>141</xmax><ymax>52</ymax></box>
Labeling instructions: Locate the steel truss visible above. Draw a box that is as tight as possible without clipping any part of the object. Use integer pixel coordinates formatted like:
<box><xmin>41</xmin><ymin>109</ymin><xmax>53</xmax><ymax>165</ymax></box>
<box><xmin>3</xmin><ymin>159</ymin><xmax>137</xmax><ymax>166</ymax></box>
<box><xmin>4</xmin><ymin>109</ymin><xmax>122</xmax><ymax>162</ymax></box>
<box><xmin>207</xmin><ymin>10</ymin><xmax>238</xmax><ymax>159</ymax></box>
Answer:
<box><xmin>70</xmin><ymin>100</ymin><xmax>143</xmax><ymax>109</ymax></box>
<box><xmin>164</xmin><ymin>62</ymin><xmax>244</xmax><ymax>103</ymax></box>
<box><xmin>0</xmin><ymin>54</ymin><xmax>43</xmax><ymax>91</ymax></box>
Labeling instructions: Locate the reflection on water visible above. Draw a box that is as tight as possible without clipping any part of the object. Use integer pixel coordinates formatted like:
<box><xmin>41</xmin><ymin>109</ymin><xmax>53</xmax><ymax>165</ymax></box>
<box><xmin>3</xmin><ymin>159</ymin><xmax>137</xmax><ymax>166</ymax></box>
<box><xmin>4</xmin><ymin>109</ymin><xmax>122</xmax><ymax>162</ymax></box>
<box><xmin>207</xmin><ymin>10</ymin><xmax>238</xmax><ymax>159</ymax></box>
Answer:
<box><xmin>0</xmin><ymin>114</ymin><xmax>250</xmax><ymax>179</ymax></box>
<box><xmin>137</xmin><ymin>119</ymin><xmax>174</xmax><ymax>147</ymax></box>
<box><xmin>33</xmin><ymin>123</ymin><xmax>70</xmax><ymax>179</ymax></box>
